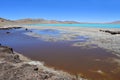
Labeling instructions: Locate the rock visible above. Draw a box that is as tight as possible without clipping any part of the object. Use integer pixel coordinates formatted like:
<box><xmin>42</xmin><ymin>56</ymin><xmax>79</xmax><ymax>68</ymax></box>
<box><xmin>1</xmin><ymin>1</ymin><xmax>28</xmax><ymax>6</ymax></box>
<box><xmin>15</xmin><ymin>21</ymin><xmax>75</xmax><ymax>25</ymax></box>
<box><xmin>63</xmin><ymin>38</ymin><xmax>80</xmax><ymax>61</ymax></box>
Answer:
<box><xmin>34</xmin><ymin>67</ymin><xmax>39</xmax><ymax>71</ymax></box>
<box><xmin>13</xmin><ymin>27</ymin><xmax>22</xmax><ymax>29</ymax></box>
<box><xmin>25</xmin><ymin>28</ymin><xmax>28</xmax><ymax>31</ymax></box>
<box><xmin>100</xmin><ymin>30</ymin><xmax>120</xmax><ymax>35</ymax></box>
<box><xmin>13</xmin><ymin>55</ymin><xmax>21</xmax><ymax>63</ymax></box>
<box><xmin>6</xmin><ymin>32</ymin><xmax>10</xmax><ymax>34</ymax></box>
<box><xmin>0</xmin><ymin>46</ymin><xmax>13</xmax><ymax>54</ymax></box>
<box><xmin>0</xmin><ymin>46</ymin><xmax>21</xmax><ymax>63</ymax></box>
<box><xmin>0</xmin><ymin>27</ymin><xmax>22</xmax><ymax>30</ymax></box>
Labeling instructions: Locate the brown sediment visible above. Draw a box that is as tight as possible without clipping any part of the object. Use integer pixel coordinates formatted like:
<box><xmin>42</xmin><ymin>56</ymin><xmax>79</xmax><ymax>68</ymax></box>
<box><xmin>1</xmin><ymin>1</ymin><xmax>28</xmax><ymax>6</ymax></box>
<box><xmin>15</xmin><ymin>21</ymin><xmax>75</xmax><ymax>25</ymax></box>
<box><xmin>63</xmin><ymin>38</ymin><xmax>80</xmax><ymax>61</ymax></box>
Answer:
<box><xmin>0</xmin><ymin>45</ymin><xmax>84</xmax><ymax>80</ymax></box>
<box><xmin>21</xmin><ymin>44</ymin><xmax>120</xmax><ymax>80</ymax></box>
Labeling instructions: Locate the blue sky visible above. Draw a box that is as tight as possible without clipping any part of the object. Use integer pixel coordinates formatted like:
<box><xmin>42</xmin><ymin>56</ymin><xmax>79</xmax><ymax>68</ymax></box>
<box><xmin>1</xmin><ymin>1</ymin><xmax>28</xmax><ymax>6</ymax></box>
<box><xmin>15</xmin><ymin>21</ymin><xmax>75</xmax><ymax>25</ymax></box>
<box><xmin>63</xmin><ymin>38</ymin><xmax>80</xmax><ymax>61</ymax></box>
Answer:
<box><xmin>0</xmin><ymin>0</ymin><xmax>120</xmax><ymax>22</ymax></box>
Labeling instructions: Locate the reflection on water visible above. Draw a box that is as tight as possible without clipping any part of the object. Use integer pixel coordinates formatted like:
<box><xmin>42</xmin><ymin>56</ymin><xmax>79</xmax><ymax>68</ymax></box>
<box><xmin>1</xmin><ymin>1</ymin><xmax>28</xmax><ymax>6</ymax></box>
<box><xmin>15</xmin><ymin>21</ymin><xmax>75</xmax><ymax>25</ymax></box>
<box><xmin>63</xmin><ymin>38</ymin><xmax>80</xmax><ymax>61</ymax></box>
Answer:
<box><xmin>25</xmin><ymin>29</ymin><xmax>89</xmax><ymax>42</ymax></box>
<box><xmin>0</xmin><ymin>28</ymin><xmax>120</xmax><ymax>80</ymax></box>
<box><xmin>32</xmin><ymin>29</ymin><xmax>63</xmax><ymax>36</ymax></box>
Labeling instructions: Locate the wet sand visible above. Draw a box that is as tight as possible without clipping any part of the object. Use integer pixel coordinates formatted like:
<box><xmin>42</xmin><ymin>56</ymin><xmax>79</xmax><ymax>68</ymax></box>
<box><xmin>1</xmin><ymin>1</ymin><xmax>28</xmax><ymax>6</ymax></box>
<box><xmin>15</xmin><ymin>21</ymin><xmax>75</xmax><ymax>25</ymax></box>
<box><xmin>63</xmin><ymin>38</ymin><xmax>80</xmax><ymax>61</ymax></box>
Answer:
<box><xmin>0</xmin><ymin>27</ymin><xmax>120</xmax><ymax>80</ymax></box>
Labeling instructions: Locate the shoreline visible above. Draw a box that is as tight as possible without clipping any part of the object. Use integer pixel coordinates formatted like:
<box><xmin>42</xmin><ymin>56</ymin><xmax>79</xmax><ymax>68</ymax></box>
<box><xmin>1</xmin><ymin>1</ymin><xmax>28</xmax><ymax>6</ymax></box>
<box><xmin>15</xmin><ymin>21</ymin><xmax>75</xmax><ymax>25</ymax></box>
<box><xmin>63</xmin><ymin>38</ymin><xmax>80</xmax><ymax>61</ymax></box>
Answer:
<box><xmin>0</xmin><ymin>45</ymin><xmax>86</xmax><ymax>80</ymax></box>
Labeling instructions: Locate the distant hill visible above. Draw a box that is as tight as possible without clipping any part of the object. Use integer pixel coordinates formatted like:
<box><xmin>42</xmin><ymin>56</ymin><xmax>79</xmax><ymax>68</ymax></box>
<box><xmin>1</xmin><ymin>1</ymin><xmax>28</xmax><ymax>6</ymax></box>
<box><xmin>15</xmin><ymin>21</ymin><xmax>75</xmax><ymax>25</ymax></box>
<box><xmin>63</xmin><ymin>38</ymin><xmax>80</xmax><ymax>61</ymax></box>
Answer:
<box><xmin>15</xmin><ymin>18</ymin><xmax>80</xmax><ymax>24</ymax></box>
<box><xmin>109</xmin><ymin>21</ymin><xmax>120</xmax><ymax>24</ymax></box>
<box><xmin>1</xmin><ymin>17</ymin><xmax>120</xmax><ymax>26</ymax></box>
<box><xmin>0</xmin><ymin>18</ymin><xmax>15</xmax><ymax>23</ymax></box>
<box><xmin>15</xmin><ymin>18</ymin><xmax>47</xmax><ymax>24</ymax></box>
<box><xmin>0</xmin><ymin>18</ymin><xmax>15</xmax><ymax>27</ymax></box>
<box><xmin>0</xmin><ymin>17</ymin><xmax>80</xmax><ymax>26</ymax></box>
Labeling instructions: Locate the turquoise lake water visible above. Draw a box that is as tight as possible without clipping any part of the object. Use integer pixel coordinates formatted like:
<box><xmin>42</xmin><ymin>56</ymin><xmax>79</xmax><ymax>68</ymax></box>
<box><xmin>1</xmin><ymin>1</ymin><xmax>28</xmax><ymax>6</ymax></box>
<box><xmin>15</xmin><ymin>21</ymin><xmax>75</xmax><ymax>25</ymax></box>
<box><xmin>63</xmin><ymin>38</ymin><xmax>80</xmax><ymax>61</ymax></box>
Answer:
<box><xmin>27</xmin><ymin>24</ymin><xmax>120</xmax><ymax>28</ymax></box>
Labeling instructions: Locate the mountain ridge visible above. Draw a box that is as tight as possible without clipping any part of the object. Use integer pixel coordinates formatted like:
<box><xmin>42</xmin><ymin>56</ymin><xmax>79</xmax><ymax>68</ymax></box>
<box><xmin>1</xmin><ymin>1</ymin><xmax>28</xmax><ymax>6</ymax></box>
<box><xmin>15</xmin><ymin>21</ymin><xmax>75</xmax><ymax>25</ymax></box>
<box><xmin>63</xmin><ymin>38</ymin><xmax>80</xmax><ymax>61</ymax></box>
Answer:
<box><xmin>0</xmin><ymin>17</ymin><xmax>80</xmax><ymax>24</ymax></box>
<box><xmin>109</xmin><ymin>21</ymin><xmax>120</xmax><ymax>24</ymax></box>
<box><xmin>0</xmin><ymin>17</ymin><xmax>120</xmax><ymax>25</ymax></box>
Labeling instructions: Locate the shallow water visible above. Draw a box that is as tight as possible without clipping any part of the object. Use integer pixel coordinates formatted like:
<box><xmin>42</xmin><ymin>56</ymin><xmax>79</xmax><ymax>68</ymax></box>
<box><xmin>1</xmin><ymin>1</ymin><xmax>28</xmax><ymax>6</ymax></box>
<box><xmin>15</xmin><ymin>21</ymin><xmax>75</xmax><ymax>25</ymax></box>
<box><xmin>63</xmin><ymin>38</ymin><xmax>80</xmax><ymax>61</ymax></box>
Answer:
<box><xmin>0</xmin><ymin>28</ymin><xmax>120</xmax><ymax>80</ymax></box>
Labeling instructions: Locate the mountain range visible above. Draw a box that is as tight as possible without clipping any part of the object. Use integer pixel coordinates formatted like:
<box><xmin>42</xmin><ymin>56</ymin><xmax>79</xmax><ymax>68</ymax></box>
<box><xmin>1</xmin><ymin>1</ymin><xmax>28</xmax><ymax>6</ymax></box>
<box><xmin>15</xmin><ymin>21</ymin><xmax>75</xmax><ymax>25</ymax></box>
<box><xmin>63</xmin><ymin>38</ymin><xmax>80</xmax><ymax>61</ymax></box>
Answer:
<box><xmin>108</xmin><ymin>21</ymin><xmax>120</xmax><ymax>24</ymax></box>
<box><xmin>0</xmin><ymin>17</ymin><xmax>120</xmax><ymax>26</ymax></box>
<box><xmin>0</xmin><ymin>17</ymin><xmax>80</xmax><ymax>26</ymax></box>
